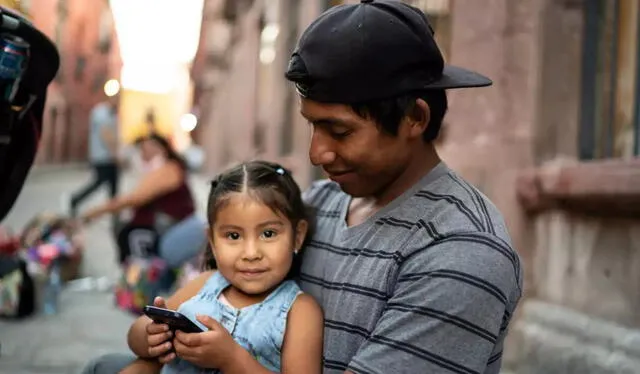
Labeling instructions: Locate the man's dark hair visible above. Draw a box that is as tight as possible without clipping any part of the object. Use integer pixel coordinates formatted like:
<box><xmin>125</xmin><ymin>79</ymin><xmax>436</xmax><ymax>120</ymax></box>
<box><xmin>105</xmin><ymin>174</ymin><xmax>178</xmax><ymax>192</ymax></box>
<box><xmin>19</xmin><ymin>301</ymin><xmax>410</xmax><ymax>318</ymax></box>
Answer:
<box><xmin>285</xmin><ymin>53</ymin><xmax>448</xmax><ymax>142</ymax></box>
<box><xmin>350</xmin><ymin>91</ymin><xmax>448</xmax><ymax>142</ymax></box>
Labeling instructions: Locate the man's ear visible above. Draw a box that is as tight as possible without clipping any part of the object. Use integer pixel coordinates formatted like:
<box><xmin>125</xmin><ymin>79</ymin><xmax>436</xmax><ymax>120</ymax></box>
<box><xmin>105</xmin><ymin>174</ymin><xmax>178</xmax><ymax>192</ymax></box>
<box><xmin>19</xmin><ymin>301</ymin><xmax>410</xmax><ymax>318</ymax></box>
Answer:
<box><xmin>294</xmin><ymin>220</ymin><xmax>309</xmax><ymax>251</ymax></box>
<box><xmin>405</xmin><ymin>98</ymin><xmax>430</xmax><ymax>140</ymax></box>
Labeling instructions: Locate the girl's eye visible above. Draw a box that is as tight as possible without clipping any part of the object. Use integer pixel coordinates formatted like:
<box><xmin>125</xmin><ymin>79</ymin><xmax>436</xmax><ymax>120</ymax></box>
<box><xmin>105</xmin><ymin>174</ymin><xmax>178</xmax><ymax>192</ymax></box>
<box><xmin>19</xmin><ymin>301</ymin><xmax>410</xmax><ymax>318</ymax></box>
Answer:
<box><xmin>261</xmin><ymin>230</ymin><xmax>277</xmax><ymax>239</ymax></box>
<box><xmin>226</xmin><ymin>232</ymin><xmax>240</xmax><ymax>240</ymax></box>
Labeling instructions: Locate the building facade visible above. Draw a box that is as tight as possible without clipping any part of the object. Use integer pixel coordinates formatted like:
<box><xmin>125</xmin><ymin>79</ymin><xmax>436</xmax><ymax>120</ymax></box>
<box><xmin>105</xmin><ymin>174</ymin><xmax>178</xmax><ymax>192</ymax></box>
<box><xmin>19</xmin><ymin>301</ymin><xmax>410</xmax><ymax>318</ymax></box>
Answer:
<box><xmin>26</xmin><ymin>0</ymin><xmax>121</xmax><ymax>164</ymax></box>
<box><xmin>192</xmin><ymin>1</ymin><xmax>640</xmax><ymax>372</ymax></box>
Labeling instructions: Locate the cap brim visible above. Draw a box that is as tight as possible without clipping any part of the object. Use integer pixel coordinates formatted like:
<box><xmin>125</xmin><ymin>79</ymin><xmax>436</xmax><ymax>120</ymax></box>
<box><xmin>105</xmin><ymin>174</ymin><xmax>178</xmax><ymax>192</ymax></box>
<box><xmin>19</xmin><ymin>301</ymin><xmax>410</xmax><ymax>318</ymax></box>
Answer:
<box><xmin>424</xmin><ymin>65</ymin><xmax>492</xmax><ymax>89</ymax></box>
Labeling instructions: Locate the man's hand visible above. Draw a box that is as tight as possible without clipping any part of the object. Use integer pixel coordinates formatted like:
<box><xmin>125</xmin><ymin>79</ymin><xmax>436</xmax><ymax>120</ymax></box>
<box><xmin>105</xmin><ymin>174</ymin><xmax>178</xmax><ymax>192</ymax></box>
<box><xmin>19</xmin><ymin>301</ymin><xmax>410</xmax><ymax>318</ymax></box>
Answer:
<box><xmin>118</xmin><ymin>358</ymin><xmax>162</xmax><ymax>374</ymax></box>
<box><xmin>173</xmin><ymin>314</ymin><xmax>240</xmax><ymax>370</ymax></box>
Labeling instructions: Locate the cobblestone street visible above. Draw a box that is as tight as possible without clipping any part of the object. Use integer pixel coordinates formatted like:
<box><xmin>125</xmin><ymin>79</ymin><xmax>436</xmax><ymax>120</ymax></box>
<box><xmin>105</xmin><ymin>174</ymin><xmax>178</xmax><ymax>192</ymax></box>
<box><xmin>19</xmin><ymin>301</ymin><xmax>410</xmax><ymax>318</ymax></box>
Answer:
<box><xmin>0</xmin><ymin>166</ymin><xmax>210</xmax><ymax>374</ymax></box>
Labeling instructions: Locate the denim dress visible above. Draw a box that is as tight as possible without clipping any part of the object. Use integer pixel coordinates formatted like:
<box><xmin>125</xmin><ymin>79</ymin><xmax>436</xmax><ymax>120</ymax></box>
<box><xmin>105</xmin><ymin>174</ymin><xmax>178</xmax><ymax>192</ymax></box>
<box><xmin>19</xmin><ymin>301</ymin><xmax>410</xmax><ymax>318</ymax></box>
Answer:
<box><xmin>160</xmin><ymin>271</ymin><xmax>302</xmax><ymax>373</ymax></box>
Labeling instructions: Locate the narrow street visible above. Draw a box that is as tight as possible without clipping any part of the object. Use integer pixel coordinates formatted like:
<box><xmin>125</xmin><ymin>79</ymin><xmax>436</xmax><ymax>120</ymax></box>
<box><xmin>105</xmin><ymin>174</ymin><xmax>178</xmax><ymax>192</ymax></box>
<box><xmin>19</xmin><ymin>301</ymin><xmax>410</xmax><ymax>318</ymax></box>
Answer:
<box><xmin>0</xmin><ymin>166</ymin><xmax>210</xmax><ymax>374</ymax></box>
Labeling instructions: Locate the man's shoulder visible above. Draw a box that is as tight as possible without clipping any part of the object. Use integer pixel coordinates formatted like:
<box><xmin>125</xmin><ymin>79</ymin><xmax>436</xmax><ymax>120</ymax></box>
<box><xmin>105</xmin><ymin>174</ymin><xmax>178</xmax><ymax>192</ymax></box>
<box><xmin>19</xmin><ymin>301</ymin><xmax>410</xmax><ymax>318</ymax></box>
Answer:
<box><xmin>387</xmin><ymin>169</ymin><xmax>521</xmax><ymax>293</ymax></box>
<box><xmin>90</xmin><ymin>103</ymin><xmax>114</xmax><ymax>123</ymax></box>
<box><xmin>399</xmin><ymin>168</ymin><xmax>510</xmax><ymax>242</ymax></box>
<box><xmin>91</xmin><ymin>102</ymin><xmax>109</xmax><ymax>114</ymax></box>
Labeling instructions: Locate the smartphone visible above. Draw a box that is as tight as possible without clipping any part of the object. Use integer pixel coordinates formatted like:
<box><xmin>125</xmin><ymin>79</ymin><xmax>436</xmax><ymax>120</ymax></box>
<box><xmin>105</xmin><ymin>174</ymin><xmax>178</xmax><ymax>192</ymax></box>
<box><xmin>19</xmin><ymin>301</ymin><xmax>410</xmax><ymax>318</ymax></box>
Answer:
<box><xmin>143</xmin><ymin>306</ymin><xmax>204</xmax><ymax>333</ymax></box>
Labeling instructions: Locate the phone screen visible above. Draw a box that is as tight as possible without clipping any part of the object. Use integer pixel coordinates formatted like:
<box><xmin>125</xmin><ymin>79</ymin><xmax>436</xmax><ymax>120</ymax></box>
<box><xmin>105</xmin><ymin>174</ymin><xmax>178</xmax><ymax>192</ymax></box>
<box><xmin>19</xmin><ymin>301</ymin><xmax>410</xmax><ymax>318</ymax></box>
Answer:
<box><xmin>144</xmin><ymin>306</ymin><xmax>203</xmax><ymax>333</ymax></box>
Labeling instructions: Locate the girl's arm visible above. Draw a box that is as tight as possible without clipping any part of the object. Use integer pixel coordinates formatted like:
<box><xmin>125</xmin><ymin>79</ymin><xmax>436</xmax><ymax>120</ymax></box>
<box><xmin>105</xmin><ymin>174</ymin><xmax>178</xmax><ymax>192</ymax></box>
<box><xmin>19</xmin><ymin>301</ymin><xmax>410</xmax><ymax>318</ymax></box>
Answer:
<box><xmin>127</xmin><ymin>271</ymin><xmax>214</xmax><ymax>358</ymax></box>
<box><xmin>280</xmin><ymin>294</ymin><xmax>324</xmax><ymax>374</ymax></box>
<box><xmin>221</xmin><ymin>294</ymin><xmax>324</xmax><ymax>374</ymax></box>
<box><xmin>82</xmin><ymin>161</ymin><xmax>184</xmax><ymax>221</ymax></box>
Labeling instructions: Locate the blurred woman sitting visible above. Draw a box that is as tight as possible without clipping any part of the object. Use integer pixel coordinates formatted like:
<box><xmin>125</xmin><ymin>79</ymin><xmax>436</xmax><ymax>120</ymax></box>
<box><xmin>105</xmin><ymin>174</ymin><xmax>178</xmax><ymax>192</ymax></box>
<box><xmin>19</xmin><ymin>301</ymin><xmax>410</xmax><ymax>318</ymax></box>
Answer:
<box><xmin>82</xmin><ymin>134</ymin><xmax>206</xmax><ymax>270</ymax></box>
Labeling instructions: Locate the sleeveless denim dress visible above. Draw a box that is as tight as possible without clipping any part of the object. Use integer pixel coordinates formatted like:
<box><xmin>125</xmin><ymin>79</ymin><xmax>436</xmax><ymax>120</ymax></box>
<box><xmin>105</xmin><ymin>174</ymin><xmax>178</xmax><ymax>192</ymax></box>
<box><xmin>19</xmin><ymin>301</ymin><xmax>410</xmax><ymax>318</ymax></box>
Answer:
<box><xmin>160</xmin><ymin>271</ymin><xmax>302</xmax><ymax>373</ymax></box>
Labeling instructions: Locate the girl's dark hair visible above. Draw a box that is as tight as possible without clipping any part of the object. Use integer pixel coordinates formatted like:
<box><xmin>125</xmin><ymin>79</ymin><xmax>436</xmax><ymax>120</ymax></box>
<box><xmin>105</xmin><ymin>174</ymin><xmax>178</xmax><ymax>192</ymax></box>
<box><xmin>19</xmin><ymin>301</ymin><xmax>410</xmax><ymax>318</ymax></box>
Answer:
<box><xmin>203</xmin><ymin>160</ymin><xmax>312</xmax><ymax>280</ymax></box>
<box><xmin>142</xmin><ymin>134</ymin><xmax>188</xmax><ymax>170</ymax></box>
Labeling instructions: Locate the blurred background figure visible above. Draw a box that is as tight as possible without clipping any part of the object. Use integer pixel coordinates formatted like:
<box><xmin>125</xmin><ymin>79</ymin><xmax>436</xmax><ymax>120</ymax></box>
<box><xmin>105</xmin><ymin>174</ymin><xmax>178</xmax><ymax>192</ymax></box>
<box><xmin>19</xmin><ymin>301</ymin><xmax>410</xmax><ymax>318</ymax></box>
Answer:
<box><xmin>69</xmin><ymin>84</ymin><xmax>121</xmax><ymax>218</ymax></box>
<box><xmin>132</xmin><ymin>107</ymin><xmax>160</xmax><ymax>144</ymax></box>
<box><xmin>81</xmin><ymin>134</ymin><xmax>205</xmax><ymax>271</ymax></box>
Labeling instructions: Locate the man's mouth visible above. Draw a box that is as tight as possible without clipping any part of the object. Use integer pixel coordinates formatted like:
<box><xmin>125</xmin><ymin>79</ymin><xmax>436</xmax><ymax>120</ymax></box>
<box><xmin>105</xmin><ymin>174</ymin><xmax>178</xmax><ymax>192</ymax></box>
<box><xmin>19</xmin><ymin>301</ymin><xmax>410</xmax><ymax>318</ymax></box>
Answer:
<box><xmin>325</xmin><ymin>169</ymin><xmax>357</xmax><ymax>183</ymax></box>
<box><xmin>325</xmin><ymin>169</ymin><xmax>354</xmax><ymax>177</ymax></box>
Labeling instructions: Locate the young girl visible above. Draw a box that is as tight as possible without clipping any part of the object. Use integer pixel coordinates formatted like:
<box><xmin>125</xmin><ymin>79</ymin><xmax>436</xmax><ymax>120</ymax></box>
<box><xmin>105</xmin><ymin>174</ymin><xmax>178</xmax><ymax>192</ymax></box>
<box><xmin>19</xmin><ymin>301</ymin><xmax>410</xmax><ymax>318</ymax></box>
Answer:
<box><xmin>122</xmin><ymin>160</ymin><xmax>323</xmax><ymax>374</ymax></box>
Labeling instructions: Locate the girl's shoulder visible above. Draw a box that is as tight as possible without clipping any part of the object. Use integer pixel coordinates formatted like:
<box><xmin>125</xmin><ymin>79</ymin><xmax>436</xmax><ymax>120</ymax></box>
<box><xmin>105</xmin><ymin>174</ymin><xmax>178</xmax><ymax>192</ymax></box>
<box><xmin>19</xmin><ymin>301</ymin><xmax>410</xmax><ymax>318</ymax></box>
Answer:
<box><xmin>166</xmin><ymin>270</ymin><xmax>216</xmax><ymax>310</ymax></box>
<box><xmin>289</xmin><ymin>292</ymin><xmax>323</xmax><ymax>322</ymax></box>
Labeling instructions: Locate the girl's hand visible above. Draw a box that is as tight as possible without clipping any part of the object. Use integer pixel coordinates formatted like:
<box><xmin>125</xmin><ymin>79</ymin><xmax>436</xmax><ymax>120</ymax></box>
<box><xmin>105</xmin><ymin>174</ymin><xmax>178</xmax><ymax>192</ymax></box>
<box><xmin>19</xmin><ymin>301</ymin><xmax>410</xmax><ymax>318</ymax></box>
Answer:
<box><xmin>145</xmin><ymin>297</ymin><xmax>176</xmax><ymax>363</ymax></box>
<box><xmin>173</xmin><ymin>314</ymin><xmax>240</xmax><ymax>370</ymax></box>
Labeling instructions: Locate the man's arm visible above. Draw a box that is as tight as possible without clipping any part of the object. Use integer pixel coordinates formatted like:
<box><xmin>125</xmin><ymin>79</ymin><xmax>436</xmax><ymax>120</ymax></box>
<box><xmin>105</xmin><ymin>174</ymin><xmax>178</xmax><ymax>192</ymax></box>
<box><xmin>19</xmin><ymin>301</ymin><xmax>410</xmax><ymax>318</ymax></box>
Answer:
<box><xmin>346</xmin><ymin>232</ymin><xmax>522</xmax><ymax>374</ymax></box>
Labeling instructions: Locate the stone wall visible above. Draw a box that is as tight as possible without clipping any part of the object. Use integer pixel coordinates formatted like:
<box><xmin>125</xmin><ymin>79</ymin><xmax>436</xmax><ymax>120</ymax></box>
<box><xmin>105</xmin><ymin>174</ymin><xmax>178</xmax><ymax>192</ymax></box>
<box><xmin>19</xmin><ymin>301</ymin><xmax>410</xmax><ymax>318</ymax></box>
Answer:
<box><xmin>194</xmin><ymin>0</ymin><xmax>323</xmax><ymax>187</ymax></box>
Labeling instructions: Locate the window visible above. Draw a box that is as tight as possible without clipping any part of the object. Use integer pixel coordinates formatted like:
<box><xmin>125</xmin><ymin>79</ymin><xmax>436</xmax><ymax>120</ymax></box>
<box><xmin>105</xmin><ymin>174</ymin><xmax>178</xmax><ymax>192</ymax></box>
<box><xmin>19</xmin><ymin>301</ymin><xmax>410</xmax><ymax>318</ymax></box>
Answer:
<box><xmin>92</xmin><ymin>71</ymin><xmax>107</xmax><ymax>93</ymax></box>
<box><xmin>74</xmin><ymin>56</ymin><xmax>86</xmax><ymax>82</ymax></box>
<box><xmin>97</xmin><ymin>7</ymin><xmax>113</xmax><ymax>54</ymax></box>
<box><xmin>580</xmin><ymin>0</ymin><xmax>640</xmax><ymax>159</ymax></box>
<box><xmin>281</xmin><ymin>0</ymin><xmax>301</xmax><ymax>156</ymax></box>
<box><xmin>55</xmin><ymin>0</ymin><xmax>67</xmax><ymax>46</ymax></box>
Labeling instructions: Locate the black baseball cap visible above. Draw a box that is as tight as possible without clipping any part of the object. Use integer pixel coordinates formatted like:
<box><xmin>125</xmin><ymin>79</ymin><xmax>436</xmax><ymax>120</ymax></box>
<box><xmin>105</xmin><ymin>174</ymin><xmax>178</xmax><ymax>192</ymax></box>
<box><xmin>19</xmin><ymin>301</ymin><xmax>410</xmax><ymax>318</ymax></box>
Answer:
<box><xmin>285</xmin><ymin>0</ymin><xmax>492</xmax><ymax>103</ymax></box>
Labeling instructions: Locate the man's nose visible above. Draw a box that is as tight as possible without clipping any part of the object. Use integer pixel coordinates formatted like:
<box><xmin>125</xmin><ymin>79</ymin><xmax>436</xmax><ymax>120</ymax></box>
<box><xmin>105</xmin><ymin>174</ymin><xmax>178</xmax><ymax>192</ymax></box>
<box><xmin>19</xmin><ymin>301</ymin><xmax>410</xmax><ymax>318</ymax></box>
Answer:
<box><xmin>309</xmin><ymin>130</ymin><xmax>336</xmax><ymax>166</ymax></box>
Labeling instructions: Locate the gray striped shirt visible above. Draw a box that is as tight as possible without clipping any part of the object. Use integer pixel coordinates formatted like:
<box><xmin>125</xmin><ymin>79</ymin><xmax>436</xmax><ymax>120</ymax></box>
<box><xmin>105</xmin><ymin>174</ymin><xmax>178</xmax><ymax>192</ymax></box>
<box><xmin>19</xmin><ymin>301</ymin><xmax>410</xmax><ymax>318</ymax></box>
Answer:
<box><xmin>299</xmin><ymin>163</ymin><xmax>522</xmax><ymax>374</ymax></box>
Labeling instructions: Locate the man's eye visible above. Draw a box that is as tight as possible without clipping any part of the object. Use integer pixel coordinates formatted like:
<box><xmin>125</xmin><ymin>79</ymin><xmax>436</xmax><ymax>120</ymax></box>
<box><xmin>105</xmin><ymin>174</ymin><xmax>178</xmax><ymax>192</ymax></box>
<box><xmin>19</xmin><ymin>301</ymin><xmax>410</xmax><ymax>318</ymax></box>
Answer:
<box><xmin>261</xmin><ymin>230</ymin><xmax>277</xmax><ymax>239</ymax></box>
<box><xmin>225</xmin><ymin>232</ymin><xmax>240</xmax><ymax>240</ymax></box>
<box><xmin>331</xmin><ymin>130</ymin><xmax>352</xmax><ymax>139</ymax></box>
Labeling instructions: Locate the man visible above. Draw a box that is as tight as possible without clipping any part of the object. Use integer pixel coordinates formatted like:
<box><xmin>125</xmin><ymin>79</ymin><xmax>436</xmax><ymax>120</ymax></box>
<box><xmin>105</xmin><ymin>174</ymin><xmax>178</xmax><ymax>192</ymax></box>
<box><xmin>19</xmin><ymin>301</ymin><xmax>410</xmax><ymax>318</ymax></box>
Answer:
<box><xmin>70</xmin><ymin>92</ymin><xmax>120</xmax><ymax>216</ymax></box>
<box><xmin>82</xmin><ymin>1</ymin><xmax>522</xmax><ymax>373</ymax></box>
<box><xmin>287</xmin><ymin>1</ymin><xmax>522</xmax><ymax>373</ymax></box>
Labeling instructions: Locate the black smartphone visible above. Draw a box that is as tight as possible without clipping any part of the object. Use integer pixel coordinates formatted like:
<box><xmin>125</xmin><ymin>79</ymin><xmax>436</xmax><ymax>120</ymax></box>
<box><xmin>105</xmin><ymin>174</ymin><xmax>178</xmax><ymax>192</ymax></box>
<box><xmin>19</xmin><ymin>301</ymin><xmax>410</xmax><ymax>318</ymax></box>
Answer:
<box><xmin>143</xmin><ymin>306</ymin><xmax>204</xmax><ymax>333</ymax></box>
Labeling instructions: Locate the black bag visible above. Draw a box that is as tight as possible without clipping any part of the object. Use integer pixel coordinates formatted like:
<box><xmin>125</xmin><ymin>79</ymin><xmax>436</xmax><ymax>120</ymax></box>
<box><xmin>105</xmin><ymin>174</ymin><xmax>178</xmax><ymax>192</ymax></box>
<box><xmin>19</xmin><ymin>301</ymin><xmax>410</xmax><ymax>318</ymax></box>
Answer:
<box><xmin>0</xmin><ymin>255</ymin><xmax>36</xmax><ymax>318</ymax></box>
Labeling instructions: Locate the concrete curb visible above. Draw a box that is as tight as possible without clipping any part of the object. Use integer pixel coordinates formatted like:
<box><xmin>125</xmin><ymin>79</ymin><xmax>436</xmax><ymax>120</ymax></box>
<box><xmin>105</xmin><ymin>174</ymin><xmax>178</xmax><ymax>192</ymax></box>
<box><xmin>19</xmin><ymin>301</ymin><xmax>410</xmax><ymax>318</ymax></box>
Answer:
<box><xmin>511</xmin><ymin>299</ymin><xmax>640</xmax><ymax>374</ymax></box>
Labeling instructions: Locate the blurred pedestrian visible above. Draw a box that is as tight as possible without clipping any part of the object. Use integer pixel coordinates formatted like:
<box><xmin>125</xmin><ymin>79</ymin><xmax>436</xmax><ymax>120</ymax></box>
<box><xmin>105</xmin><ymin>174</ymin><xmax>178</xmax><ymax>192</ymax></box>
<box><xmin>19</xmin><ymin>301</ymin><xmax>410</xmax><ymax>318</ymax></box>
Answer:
<box><xmin>69</xmin><ymin>91</ymin><xmax>120</xmax><ymax>217</ymax></box>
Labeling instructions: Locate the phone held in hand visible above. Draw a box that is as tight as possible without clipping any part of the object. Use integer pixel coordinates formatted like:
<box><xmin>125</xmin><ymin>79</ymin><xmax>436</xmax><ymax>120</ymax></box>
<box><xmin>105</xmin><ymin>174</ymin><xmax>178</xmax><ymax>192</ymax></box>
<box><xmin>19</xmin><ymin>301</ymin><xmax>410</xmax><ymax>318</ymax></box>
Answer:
<box><xmin>143</xmin><ymin>305</ymin><xmax>204</xmax><ymax>333</ymax></box>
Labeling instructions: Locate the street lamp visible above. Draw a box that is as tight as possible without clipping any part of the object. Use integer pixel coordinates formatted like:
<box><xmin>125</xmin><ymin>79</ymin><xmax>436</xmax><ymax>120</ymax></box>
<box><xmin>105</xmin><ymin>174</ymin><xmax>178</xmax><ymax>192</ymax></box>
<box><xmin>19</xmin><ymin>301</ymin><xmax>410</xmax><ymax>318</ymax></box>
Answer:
<box><xmin>103</xmin><ymin>79</ymin><xmax>120</xmax><ymax>97</ymax></box>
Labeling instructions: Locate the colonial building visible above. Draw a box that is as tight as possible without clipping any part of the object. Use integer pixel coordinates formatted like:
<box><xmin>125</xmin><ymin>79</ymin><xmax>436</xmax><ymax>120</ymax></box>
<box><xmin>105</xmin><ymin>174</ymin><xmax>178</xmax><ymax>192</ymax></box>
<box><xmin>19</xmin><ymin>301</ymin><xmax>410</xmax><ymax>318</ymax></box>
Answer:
<box><xmin>192</xmin><ymin>1</ymin><xmax>640</xmax><ymax>373</ymax></box>
<box><xmin>25</xmin><ymin>0</ymin><xmax>121</xmax><ymax>164</ymax></box>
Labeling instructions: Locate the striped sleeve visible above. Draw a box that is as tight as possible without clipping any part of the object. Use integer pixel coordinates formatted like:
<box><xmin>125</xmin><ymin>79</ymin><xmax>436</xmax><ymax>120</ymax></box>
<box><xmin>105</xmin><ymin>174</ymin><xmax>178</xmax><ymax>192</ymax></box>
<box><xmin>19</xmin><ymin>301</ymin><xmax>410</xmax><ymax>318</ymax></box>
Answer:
<box><xmin>302</xmin><ymin>179</ymin><xmax>339</xmax><ymax>206</ymax></box>
<box><xmin>348</xmin><ymin>232</ymin><xmax>521</xmax><ymax>374</ymax></box>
